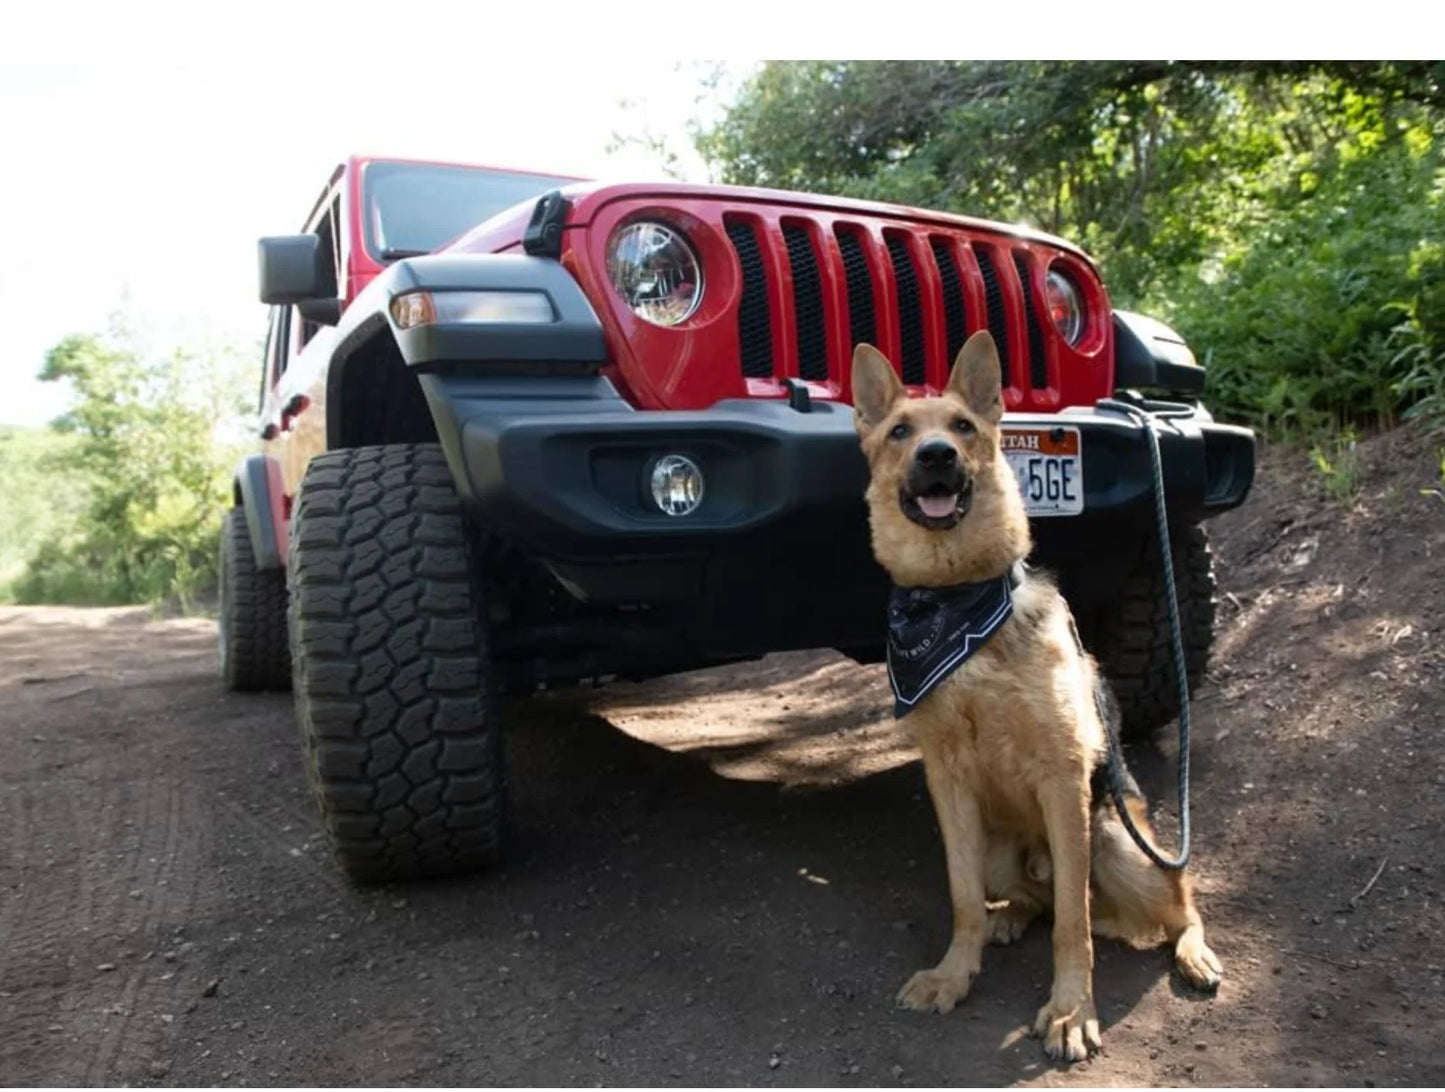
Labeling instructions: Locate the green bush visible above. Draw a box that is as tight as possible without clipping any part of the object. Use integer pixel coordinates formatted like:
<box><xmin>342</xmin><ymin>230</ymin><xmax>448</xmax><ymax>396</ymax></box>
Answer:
<box><xmin>0</xmin><ymin>427</ymin><xmax>89</xmax><ymax>602</ymax></box>
<box><xmin>1163</xmin><ymin>138</ymin><xmax>1445</xmax><ymax>436</ymax></box>
<box><xmin>7</xmin><ymin>326</ymin><xmax>252</xmax><ymax>608</ymax></box>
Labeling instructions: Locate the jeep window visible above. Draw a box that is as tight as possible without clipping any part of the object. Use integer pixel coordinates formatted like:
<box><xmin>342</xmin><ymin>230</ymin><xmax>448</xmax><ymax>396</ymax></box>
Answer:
<box><xmin>296</xmin><ymin>194</ymin><xmax>342</xmax><ymax>350</ymax></box>
<box><xmin>362</xmin><ymin>161</ymin><xmax>576</xmax><ymax>260</ymax></box>
<box><xmin>262</xmin><ymin>306</ymin><xmax>289</xmax><ymax>404</ymax></box>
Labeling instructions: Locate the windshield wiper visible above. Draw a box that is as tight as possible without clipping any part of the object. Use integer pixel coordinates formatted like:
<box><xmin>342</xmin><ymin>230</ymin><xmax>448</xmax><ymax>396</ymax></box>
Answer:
<box><xmin>379</xmin><ymin>248</ymin><xmax>433</xmax><ymax>261</ymax></box>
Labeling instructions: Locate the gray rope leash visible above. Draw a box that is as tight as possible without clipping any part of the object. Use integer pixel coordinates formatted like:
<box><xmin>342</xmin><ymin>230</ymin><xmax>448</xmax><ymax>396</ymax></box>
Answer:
<box><xmin>1094</xmin><ymin>397</ymin><xmax>1194</xmax><ymax>871</ymax></box>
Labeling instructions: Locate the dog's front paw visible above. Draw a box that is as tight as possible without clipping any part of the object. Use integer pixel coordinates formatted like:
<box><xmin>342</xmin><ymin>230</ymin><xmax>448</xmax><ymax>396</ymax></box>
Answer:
<box><xmin>1032</xmin><ymin>993</ymin><xmax>1101</xmax><ymax>1062</ymax></box>
<box><xmin>1174</xmin><ymin>931</ymin><xmax>1223</xmax><ymax>991</ymax></box>
<box><xmin>896</xmin><ymin>968</ymin><xmax>975</xmax><ymax>1014</ymax></box>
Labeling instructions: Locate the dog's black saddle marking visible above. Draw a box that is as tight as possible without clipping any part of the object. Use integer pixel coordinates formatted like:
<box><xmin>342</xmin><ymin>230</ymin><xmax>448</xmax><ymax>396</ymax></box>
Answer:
<box><xmin>1090</xmin><ymin>674</ymin><xmax>1142</xmax><ymax>807</ymax></box>
<box><xmin>886</xmin><ymin>564</ymin><xmax>1022</xmax><ymax>719</ymax></box>
<box><xmin>1067</xmin><ymin>606</ymin><xmax>1144</xmax><ymax>809</ymax></box>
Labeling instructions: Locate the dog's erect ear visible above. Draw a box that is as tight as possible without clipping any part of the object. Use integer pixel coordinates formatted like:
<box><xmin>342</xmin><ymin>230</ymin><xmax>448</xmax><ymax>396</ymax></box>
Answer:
<box><xmin>946</xmin><ymin>330</ymin><xmax>1004</xmax><ymax>425</ymax></box>
<box><xmin>851</xmin><ymin>343</ymin><xmax>905</xmax><ymax>435</ymax></box>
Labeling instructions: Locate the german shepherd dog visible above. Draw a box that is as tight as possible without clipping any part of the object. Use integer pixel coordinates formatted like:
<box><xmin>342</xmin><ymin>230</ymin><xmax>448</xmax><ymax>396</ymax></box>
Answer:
<box><xmin>852</xmin><ymin>332</ymin><xmax>1222</xmax><ymax>1062</ymax></box>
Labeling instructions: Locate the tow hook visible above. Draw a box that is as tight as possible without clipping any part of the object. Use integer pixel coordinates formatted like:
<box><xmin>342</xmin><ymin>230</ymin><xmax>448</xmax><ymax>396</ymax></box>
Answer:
<box><xmin>781</xmin><ymin>378</ymin><xmax>813</xmax><ymax>413</ymax></box>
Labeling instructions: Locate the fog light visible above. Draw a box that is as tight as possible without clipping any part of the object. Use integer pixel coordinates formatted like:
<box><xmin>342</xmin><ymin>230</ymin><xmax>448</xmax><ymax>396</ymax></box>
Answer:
<box><xmin>650</xmin><ymin>454</ymin><xmax>704</xmax><ymax>516</ymax></box>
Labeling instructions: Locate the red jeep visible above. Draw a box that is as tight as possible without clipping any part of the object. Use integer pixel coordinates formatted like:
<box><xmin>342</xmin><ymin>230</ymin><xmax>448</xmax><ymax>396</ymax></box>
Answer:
<box><xmin>219</xmin><ymin>155</ymin><xmax>1254</xmax><ymax>882</ymax></box>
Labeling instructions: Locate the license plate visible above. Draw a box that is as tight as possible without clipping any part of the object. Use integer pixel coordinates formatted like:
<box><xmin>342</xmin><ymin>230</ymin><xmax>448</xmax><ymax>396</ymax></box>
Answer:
<box><xmin>1002</xmin><ymin>426</ymin><xmax>1083</xmax><ymax>517</ymax></box>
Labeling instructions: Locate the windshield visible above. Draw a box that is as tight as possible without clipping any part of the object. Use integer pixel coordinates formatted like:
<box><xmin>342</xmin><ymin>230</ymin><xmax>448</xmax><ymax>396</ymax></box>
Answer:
<box><xmin>361</xmin><ymin>161</ymin><xmax>578</xmax><ymax>259</ymax></box>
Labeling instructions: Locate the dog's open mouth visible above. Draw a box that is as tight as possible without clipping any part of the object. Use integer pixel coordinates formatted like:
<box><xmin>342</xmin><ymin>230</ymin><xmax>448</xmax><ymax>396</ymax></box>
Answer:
<box><xmin>900</xmin><ymin>478</ymin><xmax>973</xmax><ymax>530</ymax></box>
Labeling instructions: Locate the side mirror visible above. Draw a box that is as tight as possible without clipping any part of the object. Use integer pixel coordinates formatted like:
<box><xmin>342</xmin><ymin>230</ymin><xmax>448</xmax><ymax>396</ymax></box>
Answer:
<box><xmin>258</xmin><ymin>235</ymin><xmax>325</xmax><ymax>305</ymax></box>
<box><xmin>298</xmin><ymin>298</ymin><xmax>342</xmax><ymax>326</ymax></box>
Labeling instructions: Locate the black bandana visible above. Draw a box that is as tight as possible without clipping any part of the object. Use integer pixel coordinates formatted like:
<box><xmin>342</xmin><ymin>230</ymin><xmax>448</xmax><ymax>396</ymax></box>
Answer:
<box><xmin>886</xmin><ymin>568</ymin><xmax>1019</xmax><ymax>718</ymax></box>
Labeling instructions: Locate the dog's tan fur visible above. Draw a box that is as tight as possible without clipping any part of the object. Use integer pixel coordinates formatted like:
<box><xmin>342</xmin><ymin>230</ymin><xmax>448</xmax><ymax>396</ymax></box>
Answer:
<box><xmin>853</xmin><ymin>332</ymin><xmax>1222</xmax><ymax>1062</ymax></box>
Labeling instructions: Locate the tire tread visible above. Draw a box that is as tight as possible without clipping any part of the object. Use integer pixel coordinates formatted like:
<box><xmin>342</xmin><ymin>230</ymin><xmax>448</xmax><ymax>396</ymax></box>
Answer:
<box><xmin>1092</xmin><ymin>523</ymin><xmax>1217</xmax><ymax>740</ymax></box>
<box><xmin>288</xmin><ymin>444</ymin><xmax>502</xmax><ymax>882</ymax></box>
<box><xmin>220</xmin><ymin>506</ymin><xmax>291</xmax><ymax>692</ymax></box>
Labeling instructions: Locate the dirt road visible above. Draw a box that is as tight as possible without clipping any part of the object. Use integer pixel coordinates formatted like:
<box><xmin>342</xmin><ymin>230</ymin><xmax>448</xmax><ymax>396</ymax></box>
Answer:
<box><xmin>2</xmin><ymin>427</ymin><xmax>1443</xmax><ymax>1086</ymax></box>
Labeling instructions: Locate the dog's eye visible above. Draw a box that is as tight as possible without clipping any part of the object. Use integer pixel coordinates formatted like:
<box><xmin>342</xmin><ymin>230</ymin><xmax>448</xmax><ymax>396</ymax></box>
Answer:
<box><xmin>888</xmin><ymin>422</ymin><xmax>912</xmax><ymax>441</ymax></box>
<box><xmin>953</xmin><ymin>417</ymin><xmax>976</xmax><ymax>436</ymax></box>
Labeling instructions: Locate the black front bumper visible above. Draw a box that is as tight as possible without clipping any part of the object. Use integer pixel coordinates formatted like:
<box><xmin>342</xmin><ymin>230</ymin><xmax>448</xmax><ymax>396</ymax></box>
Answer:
<box><xmin>421</xmin><ymin>374</ymin><xmax>1254</xmax><ymax>658</ymax></box>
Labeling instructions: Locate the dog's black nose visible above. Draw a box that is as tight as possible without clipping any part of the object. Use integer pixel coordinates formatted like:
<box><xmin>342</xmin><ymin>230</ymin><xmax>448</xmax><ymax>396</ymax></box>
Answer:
<box><xmin>914</xmin><ymin>440</ymin><xmax>958</xmax><ymax>468</ymax></box>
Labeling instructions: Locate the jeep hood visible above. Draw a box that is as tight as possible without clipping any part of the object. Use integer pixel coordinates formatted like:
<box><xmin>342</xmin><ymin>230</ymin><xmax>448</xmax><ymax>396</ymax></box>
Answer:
<box><xmin>446</xmin><ymin>181</ymin><xmax>1094</xmax><ymax>265</ymax></box>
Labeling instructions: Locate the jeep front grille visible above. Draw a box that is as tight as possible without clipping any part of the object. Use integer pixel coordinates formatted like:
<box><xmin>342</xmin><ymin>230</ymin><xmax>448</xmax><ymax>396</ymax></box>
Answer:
<box><xmin>724</xmin><ymin>219</ymin><xmax>774</xmax><ymax>380</ymax></box>
<box><xmin>885</xmin><ymin>232</ymin><xmax>926</xmax><ymax>386</ymax></box>
<box><xmin>1014</xmin><ymin>250</ymin><xmax>1049</xmax><ymax>391</ymax></box>
<box><xmin>723</xmin><ymin>211</ymin><xmax>1060</xmax><ymax>398</ymax></box>
<box><xmin>930</xmin><ymin>237</ymin><xmax>968</xmax><ymax>366</ymax></box>
<box><xmin>974</xmin><ymin>246</ymin><xmax>1012</xmax><ymax>388</ymax></box>
<box><xmin>782</xmin><ymin>223</ymin><xmax>828</xmax><ymax>382</ymax></box>
<box><xmin>836</xmin><ymin>227</ymin><xmax>876</xmax><ymax>352</ymax></box>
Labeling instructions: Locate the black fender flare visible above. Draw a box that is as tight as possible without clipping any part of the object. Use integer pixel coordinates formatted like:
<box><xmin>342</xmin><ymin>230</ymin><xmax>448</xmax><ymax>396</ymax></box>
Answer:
<box><xmin>323</xmin><ymin>253</ymin><xmax>609</xmax><ymax>448</ymax></box>
<box><xmin>232</xmin><ymin>454</ymin><xmax>288</xmax><ymax>572</ymax></box>
<box><xmin>1113</xmin><ymin>310</ymin><xmax>1206</xmax><ymax>395</ymax></box>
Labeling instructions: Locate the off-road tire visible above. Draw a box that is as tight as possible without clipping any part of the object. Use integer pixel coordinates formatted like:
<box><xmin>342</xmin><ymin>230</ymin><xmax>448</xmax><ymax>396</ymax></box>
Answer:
<box><xmin>287</xmin><ymin>444</ymin><xmax>503</xmax><ymax>882</ymax></box>
<box><xmin>219</xmin><ymin>506</ymin><xmax>291</xmax><ymax>692</ymax></box>
<box><xmin>1090</xmin><ymin>523</ymin><xmax>1217</xmax><ymax>741</ymax></box>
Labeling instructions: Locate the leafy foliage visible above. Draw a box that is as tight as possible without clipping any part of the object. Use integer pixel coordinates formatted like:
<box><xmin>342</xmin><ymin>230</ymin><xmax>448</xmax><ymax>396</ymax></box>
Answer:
<box><xmin>1309</xmin><ymin>430</ymin><xmax>1363</xmax><ymax>502</ymax></box>
<box><xmin>6</xmin><ymin>324</ymin><xmax>252</xmax><ymax>607</ymax></box>
<box><xmin>0</xmin><ymin>427</ymin><xmax>88</xmax><ymax>601</ymax></box>
<box><xmin>1161</xmin><ymin>91</ymin><xmax>1445</xmax><ymax>434</ymax></box>
<box><xmin>697</xmin><ymin>61</ymin><xmax>1445</xmax><ymax>437</ymax></box>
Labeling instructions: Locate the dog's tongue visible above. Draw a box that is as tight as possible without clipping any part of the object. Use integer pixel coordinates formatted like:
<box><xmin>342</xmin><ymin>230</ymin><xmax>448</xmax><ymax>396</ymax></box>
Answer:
<box><xmin>918</xmin><ymin>493</ymin><xmax>957</xmax><ymax>520</ymax></box>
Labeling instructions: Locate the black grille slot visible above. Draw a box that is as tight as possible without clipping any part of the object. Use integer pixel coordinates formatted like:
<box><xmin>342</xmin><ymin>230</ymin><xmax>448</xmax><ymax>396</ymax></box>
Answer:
<box><xmin>782</xmin><ymin>224</ymin><xmax>828</xmax><ymax>381</ymax></box>
<box><xmin>835</xmin><ymin>228</ymin><xmax>876</xmax><ymax>353</ymax></box>
<box><xmin>725</xmin><ymin>219</ymin><xmax>773</xmax><ymax>379</ymax></box>
<box><xmin>1013</xmin><ymin>252</ymin><xmax>1048</xmax><ymax>390</ymax></box>
<box><xmin>974</xmin><ymin>248</ymin><xmax>1012</xmax><ymax>387</ymax></box>
<box><xmin>885</xmin><ymin>235</ymin><xmax>925</xmax><ymax>385</ymax></box>
<box><xmin>930</xmin><ymin>238</ymin><xmax>969</xmax><ymax>365</ymax></box>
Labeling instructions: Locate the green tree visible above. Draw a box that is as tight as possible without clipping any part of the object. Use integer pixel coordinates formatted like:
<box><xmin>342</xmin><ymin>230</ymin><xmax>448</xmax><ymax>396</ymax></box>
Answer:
<box><xmin>0</xmin><ymin>426</ymin><xmax>87</xmax><ymax>600</ymax></box>
<box><xmin>1166</xmin><ymin>123</ymin><xmax>1445</xmax><ymax>433</ymax></box>
<box><xmin>15</xmin><ymin>323</ymin><xmax>252</xmax><ymax>606</ymax></box>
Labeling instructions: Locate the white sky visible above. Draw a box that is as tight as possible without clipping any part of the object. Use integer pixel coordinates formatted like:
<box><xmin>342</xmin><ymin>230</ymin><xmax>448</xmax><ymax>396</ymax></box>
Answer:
<box><xmin>0</xmin><ymin>5</ymin><xmax>733</xmax><ymax>426</ymax></box>
<box><xmin>0</xmin><ymin>5</ymin><xmax>1414</xmax><ymax>428</ymax></box>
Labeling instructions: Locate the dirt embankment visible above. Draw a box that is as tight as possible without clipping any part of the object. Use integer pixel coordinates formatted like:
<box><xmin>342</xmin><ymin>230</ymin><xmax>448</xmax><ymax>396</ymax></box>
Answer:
<box><xmin>1</xmin><ymin>425</ymin><xmax>1442</xmax><ymax>1087</ymax></box>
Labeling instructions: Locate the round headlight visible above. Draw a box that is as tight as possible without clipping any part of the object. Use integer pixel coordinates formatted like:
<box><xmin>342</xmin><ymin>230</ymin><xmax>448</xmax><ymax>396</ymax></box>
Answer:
<box><xmin>606</xmin><ymin>222</ymin><xmax>703</xmax><ymax>326</ymax></box>
<box><xmin>1045</xmin><ymin>268</ymin><xmax>1085</xmax><ymax>346</ymax></box>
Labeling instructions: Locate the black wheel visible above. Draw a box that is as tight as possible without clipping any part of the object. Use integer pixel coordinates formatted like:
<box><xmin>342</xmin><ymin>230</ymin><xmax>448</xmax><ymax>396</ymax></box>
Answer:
<box><xmin>287</xmin><ymin>444</ymin><xmax>503</xmax><ymax>882</ymax></box>
<box><xmin>1089</xmin><ymin>523</ymin><xmax>1217</xmax><ymax>741</ymax></box>
<box><xmin>219</xmin><ymin>506</ymin><xmax>291</xmax><ymax>692</ymax></box>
